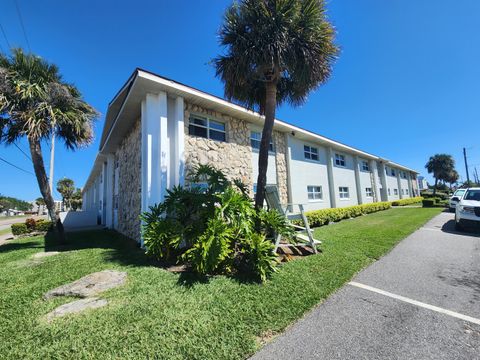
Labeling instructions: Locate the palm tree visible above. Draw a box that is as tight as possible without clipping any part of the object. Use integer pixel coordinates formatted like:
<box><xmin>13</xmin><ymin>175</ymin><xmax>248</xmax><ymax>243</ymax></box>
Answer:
<box><xmin>425</xmin><ymin>154</ymin><xmax>455</xmax><ymax>195</ymax></box>
<box><xmin>445</xmin><ymin>169</ymin><xmax>459</xmax><ymax>191</ymax></box>
<box><xmin>56</xmin><ymin>177</ymin><xmax>75</xmax><ymax>210</ymax></box>
<box><xmin>214</xmin><ymin>0</ymin><xmax>338</xmax><ymax>208</ymax></box>
<box><xmin>0</xmin><ymin>49</ymin><xmax>97</xmax><ymax>243</ymax></box>
<box><xmin>35</xmin><ymin>197</ymin><xmax>45</xmax><ymax>215</ymax></box>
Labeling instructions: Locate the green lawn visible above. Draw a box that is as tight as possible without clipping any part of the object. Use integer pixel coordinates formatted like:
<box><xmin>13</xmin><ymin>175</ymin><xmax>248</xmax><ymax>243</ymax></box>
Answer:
<box><xmin>0</xmin><ymin>207</ymin><xmax>442</xmax><ymax>359</ymax></box>
<box><xmin>0</xmin><ymin>228</ymin><xmax>11</xmax><ymax>236</ymax></box>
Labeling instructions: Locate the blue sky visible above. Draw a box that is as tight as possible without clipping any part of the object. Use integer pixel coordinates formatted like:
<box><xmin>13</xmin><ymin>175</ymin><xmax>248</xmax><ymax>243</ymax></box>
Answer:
<box><xmin>1</xmin><ymin>0</ymin><xmax>479</xmax><ymax>201</ymax></box>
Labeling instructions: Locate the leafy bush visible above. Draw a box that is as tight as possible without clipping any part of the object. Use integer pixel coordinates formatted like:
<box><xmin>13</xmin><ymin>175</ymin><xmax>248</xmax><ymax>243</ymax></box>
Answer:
<box><xmin>141</xmin><ymin>164</ymin><xmax>294</xmax><ymax>281</ymax></box>
<box><xmin>25</xmin><ymin>218</ymin><xmax>36</xmax><ymax>231</ymax></box>
<box><xmin>422</xmin><ymin>199</ymin><xmax>436</xmax><ymax>207</ymax></box>
<box><xmin>298</xmin><ymin>202</ymin><xmax>392</xmax><ymax>228</ymax></box>
<box><xmin>11</xmin><ymin>223</ymin><xmax>28</xmax><ymax>235</ymax></box>
<box><xmin>36</xmin><ymin>220</ymin><xmax>53</xmax><ymax>232</ymax></box>
<box><xmin>391</xmin><ymin>197</ymin><xmax>423</xmax><ymax>206</ymax></box>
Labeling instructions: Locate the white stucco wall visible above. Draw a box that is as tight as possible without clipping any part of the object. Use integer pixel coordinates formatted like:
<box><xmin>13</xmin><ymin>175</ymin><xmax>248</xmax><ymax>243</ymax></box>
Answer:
<box><xmin>358</xmin><ymin>166</ymin><xmax>374</xmax><ymax>204</ymax></box>
<box><xmin>400</xmin><ymin>177</ymin><xmax>410</xmax><ymax>197</ymax></box>
<box><xmin>287</xmin><ymin>138</ymin><xmax>330</xmax><ymax>211</ymax></box>
<box><xmin>331</xmin><ymin>151</ymin><xmax>358</xmax><ymax>207</ymax></box>
<box><xmin>385</xmin><ymin>169</ymin><xmax>400</xmax><ymax>201</ymax></box>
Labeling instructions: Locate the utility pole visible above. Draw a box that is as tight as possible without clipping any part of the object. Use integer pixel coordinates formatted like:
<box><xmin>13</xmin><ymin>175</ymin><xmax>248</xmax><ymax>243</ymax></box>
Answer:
<box><xmin>463</xmin><ymin>147</ymin><xmax>470</xmax><ymax>185</ymax></box>
<box><xmin>474</xmin><ymin>167</ymin><xmax>479</xmax><ymax>184</ymax></box>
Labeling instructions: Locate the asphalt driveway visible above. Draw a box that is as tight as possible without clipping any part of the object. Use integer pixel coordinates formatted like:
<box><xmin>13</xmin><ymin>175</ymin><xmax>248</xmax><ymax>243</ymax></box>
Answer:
<box><xmin>252</xmin><ymin>211</ymin><xmax>480</xmax><ymax>360</ymax></box>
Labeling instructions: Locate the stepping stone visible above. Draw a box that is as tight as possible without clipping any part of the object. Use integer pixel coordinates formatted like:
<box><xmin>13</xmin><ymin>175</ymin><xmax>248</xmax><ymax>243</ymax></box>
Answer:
<box><xmin>45</xmin><ymin>297</ymin><xmax>108</xmax><ymax>322</ymax></box>
<box><xmin>44</xmin><ymin>270</ymin><xmax>127</xmax><ymax>300</ymax></box>
<box><xmin>32</xmin><ymin>251</ymin><xmax>60</xmax><ymax>259</ymax></box>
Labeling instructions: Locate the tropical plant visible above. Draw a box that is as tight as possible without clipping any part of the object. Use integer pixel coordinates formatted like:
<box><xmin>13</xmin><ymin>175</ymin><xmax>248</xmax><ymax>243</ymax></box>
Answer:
<box><xmin>214</xmin><ymin>0</ymin><xmax>338</xmax><ymax>209</ymax></box>
<box><xmin>445</xmin><ymin>170</ymin><xmax>459</xmax><ymax>190</ymax></box>
<box><xmin>70</xmin><ymin>188</ymin><xmax>83</xmax><ymax>211</ymax></box>
<box><xmin>140</xmin><ymin>165</ymin><xmax>294</xmax><ymax>281</ymax></box>
<box><xmin>425</xmin><ymin>154</ymin><xmax>455</xmax><ymax>195</ymax></box>
<box><xmin>35</xmin><ymin>196</ymin><xmax>45</xmax><ymax>215</ymax></box>
<box><xmin>56</xmin><ymin>178</ymin><xmax>75</xmax><ymax>210</ymax></box>
<box><xmin>0</xmin><ymin>48</ymin><xmax>97</xmax><ymax>243</ymax></box>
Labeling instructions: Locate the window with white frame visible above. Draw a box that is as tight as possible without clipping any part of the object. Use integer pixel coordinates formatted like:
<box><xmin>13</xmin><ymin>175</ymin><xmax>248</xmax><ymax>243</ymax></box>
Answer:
<box><xmin>335</xmin><ymin>153</ymin><xmax>346</xmax><ymax>167</ymax></box>
<box><xmin>250</xmin><ymin>131</ymin><xmax>274</xmax><ymax>152</ymax></box>
<box><xmin>394</xmin><ymin>188</ymin><xmax>398</xmax><ymax>195</ymax></box>
<box><xmin>339</xmin><ymin>187</ymin><xmax>350</xmax><ymax>199</ymax></box>
<box><xmin>365</xmin><ymin>187</ymin><xmax>373</xmax><ymax>197</ymax></box>
<box><xmin>391</xmin><ymin>168</ymin><xmax>396</xmax><ymax>176</ymax></box>
<box><xmin>304</xmin><ymin>145</ymin><xmax>319</xmax><ymax>161</ymax></box>
<box><xmin>406</xmin><ymin>189</ymin><xmax>409</xmax><ymax>195</ymax></box>
<box><xmin>188</xmin><ymin>115</ymin><xmax>226</xmax><ymax>142</ymax></box>
<box><xmin>361</xmin><ymin>160</ymin><xmax>370</xmax><ymax>171</ymax></box>
<box><xmin>307</xmin><ymin>186</ymin><xmax>323</xmax><ymax>201</ymax></box>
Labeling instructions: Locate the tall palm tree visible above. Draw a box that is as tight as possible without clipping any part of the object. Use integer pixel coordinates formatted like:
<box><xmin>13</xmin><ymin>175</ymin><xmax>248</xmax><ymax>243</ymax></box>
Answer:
<box><xmin>425</xmin><ymin>154</ymin><xmax>455</xmax><ymax>195</ymax></box>
<box><xmin>214</xmin><ymin>0</ymin><xmax>338</xmax><ymax>208</ymax></box>
<box><xmin>56</xmin><ymin>177</ymin><xmax>75</xmax><ymax>210</ymax></box>
<box><xmin>0</xmin><ymin>49</ymin><xmax>97</xmax><ymax>243</ymax></box>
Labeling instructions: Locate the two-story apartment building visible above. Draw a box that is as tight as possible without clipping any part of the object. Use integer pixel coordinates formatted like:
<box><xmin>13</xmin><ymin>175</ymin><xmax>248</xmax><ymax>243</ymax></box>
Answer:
<box><xmin>82</xmin><ymin>69</ymin><xmax>419</xmax><ymax>243</ymax></box>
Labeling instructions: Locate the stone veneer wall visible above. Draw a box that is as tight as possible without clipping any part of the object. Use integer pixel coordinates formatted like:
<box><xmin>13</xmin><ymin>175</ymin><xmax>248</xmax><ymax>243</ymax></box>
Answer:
<box><xmin>184</xmin><ymin>102</ymin><xmax>253</xmax><ymax>188</ymax></box>
<box><xmin>274</xmin><ymin>131</ymin><xmax>289</xmax><ymax>204</ymax></box>
<box><xmin>115</xmin><ymin>119</ymin><xmax>141</xmax><ymax>241</ymax></box>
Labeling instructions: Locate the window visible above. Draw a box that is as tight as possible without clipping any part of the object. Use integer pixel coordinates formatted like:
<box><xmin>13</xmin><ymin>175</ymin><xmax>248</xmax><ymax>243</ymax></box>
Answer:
<box><xmin>361</xmin><ymin>160</ymin><xmax>370</xmax><ymax>171</ymax></box>
<box><xmin>464</xmin><ymin>189</ymin><xmax>480</xmax><ymax>201</ymax></box>
<box><xmin>390</xmin><ymin>168</ymin><xmax>396</xmax><ymax>177</ymax></box>
<box><xmin>304</xmin><ymin>145</ymin><xmax>319</xmax><ymax>161</ymax></box>
<box><xmin>339</xmin><ymin>187</ymin><xmax>350</xmax><ymax>199</ymax></box>
<box><xmin>189</xmin><ymin>115</ymin><xmax>226</xmax><ymax>142</ymax></box>
<box><xmin>406</xmin><ymin>189</ymin><xmax>409</xmax><ymax>195</ymax></box>
<box><xmin>335</xmin><ymin>153</ymin><xmax>346</xmax><ymax>167</ymax></box>
<box><xmin>401</xmin><ymin>189</ymin><xmax>405</xmax><ymax>195</ymax></box>
<box><xmin>365</xmin><ymin>187</ymin><xmax>373</xmax><ymax>197</ymax></box>
<box><xmin>394</xmin><ymin>189</ymin><xmax>398</xmax><ymax>195</ymax></box>
<box><xmin>250</xmin><ymin>131</ymin><xmax>274</xmax><ymax>152</ymax></box>
<box><xmin>388</xmin><ymin>188</ymin><xmax>391</xmax><ymax>196</ymax></box>
<box><xmin>385</xmin><ymin>167</ymin><xmax>389</xmax><ymax>175</ymax></box>
<box><xmin>190</xmin><ymin>183</ymin><xmax>209</xmax><ymax>193</ymax></box>
<box><xmin>307</xmin><ymin>186</ymin><xmax>323</xmax><ymax>201</ymax></box>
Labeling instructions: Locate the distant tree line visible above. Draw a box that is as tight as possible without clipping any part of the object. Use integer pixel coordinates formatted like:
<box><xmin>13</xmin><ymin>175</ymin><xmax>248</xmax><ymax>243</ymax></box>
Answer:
<box><xmin>0</xmin><ymin>194</ymin><xmax>32</xmax><ymax>212</ymax></box>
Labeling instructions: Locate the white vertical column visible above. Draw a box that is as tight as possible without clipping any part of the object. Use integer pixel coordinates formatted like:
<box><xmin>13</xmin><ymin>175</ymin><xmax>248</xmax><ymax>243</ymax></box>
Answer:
<box><xmin>396</xmin><ymin>171</ymin><xmax>403</xmax><ymax>199</ymax></box>
<box><xmin>326</xmin><ymin>147</ymin><xmax>337</xmax><ymax>208</ymax></box>
<box><xmin>378</xmin><ymin>162</ymin><xmax>388</xmax><ymax>202</ymax></box>
<box><xmin>172</xmin><ymin>96</ymin><xmax>185</xmax><ymax>186</ymax></box>
<box><xmin>141</xmin><ymin>92</ymin><xmax>169</xmax><ymax>244</ymax></box>
<box><xmin>354</xmin><ymin>156</ymin><xmax>363</xmax><ymax>205</ymax></box>
<box><xmin>105</xmin><ymin>154</ymin><xmax>115</xmax><ymax>228</ymax></box>
<box><xmin>285</xmin><ymin>134</ymin><xmax>294</xmax><ymax>211</ymax></box>
<box><xmin>370</xmin><ymin>160</ymin><xmax>381</xmax><ymax>202</ymax></box>
<box><xmin>407</xmin><ymin>172</ymin><xmax>414</xmax><ymax>198</ymax></box>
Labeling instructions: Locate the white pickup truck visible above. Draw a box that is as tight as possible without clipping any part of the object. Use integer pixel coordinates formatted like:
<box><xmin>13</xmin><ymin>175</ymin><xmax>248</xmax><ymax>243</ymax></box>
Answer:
<box><xmin>454</xmin><ymin>188</ymin><xmax>480</xmax><ymax>231</ymax></box>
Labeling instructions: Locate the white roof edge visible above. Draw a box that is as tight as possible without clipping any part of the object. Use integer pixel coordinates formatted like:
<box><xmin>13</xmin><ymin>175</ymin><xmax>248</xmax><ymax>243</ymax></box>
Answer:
<box><xmin>137</xmin><ymin>70</ymin><xmax>418</xmax><ymax>173</ymax></box>
<box><xmin>84</xmin><ymin>70</ymin><xmax>418</xmax><ymax>191</ymax></box>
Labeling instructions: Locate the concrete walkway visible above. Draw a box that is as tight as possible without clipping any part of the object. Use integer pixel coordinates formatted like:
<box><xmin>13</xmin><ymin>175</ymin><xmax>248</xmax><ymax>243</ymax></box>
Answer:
<box><xmin>252</xmin><ymin>212</ymin><xmax>480</xmax><ymax>360</ymax></box>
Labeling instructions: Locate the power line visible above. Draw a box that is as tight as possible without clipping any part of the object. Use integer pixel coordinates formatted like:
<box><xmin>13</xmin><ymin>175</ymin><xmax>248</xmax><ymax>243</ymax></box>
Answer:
<box><xmin>0</xmin><ymin>155</ymin><xmax>34</xmax><ymax>176</ymax></box>
<box><xmin>0</xmin><ymin>22</ymin><xmax>11</xmax><ymax>49</ymax></box>
<box><xmin>13</xmin><ymin>142</ymin><xmax>31</xmax><ymax>161</ymax></box>
<box><xmin>13</xmin><ymin>0</ymin><xmax>31</xmax><ymax>52</ymax></box>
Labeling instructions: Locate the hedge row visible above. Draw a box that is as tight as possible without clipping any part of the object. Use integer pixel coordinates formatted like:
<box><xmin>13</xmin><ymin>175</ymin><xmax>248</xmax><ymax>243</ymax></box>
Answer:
<box><xmin>422</xmin><ymin>198</ymin><xmax>448</xmax><ymax>208</ymax></box>
<box><xmin>391</xmin><ymin>196</ymin><xmax>423</xmax><ymax>206</ymax></box>
<box><xmin>298</xmin><ymin>201</ymin><xmax>392</xmax><ymax>228</ymax></box>
<box><xmin>11</xmin><ymin>218</ymin><xmax>53</xmax><ymax>236</ymax></box>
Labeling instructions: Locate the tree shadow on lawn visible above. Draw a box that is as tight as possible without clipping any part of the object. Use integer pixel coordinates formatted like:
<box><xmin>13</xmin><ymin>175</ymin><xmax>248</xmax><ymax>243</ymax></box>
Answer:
<box><xmin>0</xmin><ymin>240</ymin><xmax>44</xmax><ymax>254</ymax></box>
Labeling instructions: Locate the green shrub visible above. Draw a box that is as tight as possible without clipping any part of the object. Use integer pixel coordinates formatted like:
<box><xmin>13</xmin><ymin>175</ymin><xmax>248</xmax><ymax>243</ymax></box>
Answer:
<box><xmin>36</xmin><ymin>220</ymin><xmax>53</xmax><ymax>232</ymax></box>
<box><xmin>391</xmin><ymin>197</ymin><xmax>423</xmax><ymax>206</ymax></box>
<box><xmin>422</xmin><ymin>199</ymin><xmax>436</xmax><ymax>207</ymax></box>
<box><xmin>141</xmin><ymin>164</ymin><xmax>293</xmax><ymax>282</ymax></box>
<box><xmin>298</xmin><ymin>202</ymin><xmax>392</xmax><ymax>228</ymax></box>
<box><xmin>11</xmin><ymin>223</ymin><xmax>28</xmax><ymax>235</ymax></box>
<box><xmin>241</xmin><ymin>233</ymin><xmax>278</xmax><ymax>282</ymax></box>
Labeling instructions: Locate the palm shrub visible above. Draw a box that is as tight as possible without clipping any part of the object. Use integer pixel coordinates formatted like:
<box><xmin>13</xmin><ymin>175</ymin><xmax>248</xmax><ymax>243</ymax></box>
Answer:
<box><xmin>141</xmin><ymin>164</ymin><xmax>293</xmax><ymax>281</ymax></box>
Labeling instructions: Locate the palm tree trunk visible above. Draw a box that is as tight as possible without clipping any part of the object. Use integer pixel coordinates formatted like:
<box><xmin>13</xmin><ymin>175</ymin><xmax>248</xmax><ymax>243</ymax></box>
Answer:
<box><xmin>433</xmin><ymin>178</ymin><xmax>438</xmax><ymax>196</ymax></box>
<box><xmin>254</xmin><ymin>80</ymin><xmax>277</xmax><ymax>209</ymax></box>
<box><xmin>28</xmin><ymin>137</ymin><xmax>66</xmax><ymax>244</ymax></box>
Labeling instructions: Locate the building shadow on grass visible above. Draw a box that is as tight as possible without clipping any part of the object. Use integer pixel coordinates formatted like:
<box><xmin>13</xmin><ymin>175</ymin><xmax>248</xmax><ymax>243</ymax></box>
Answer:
<box><xmin>441</xmin><ymin>220</ymin><xmax>480</xmax><ymax>237</ymax></box>
<box><xmin>44</xmin><ymin>229</ymin><xmax>157</xmax><ymax>268</ymax></box>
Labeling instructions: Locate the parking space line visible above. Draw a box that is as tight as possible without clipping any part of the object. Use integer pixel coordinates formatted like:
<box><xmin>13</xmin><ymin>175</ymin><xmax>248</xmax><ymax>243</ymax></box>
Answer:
<box><xmin>349</xmin><ymin>281</ymin><xmax>480</xmax><ymax>326</ymax></box>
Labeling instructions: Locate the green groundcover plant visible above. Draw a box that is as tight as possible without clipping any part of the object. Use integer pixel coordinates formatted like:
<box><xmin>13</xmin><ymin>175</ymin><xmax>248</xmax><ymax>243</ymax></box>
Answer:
<box><xmin>140</xmin><ymin>165</ymin><xmax>294</xmax><ymax>282</ymax></box>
